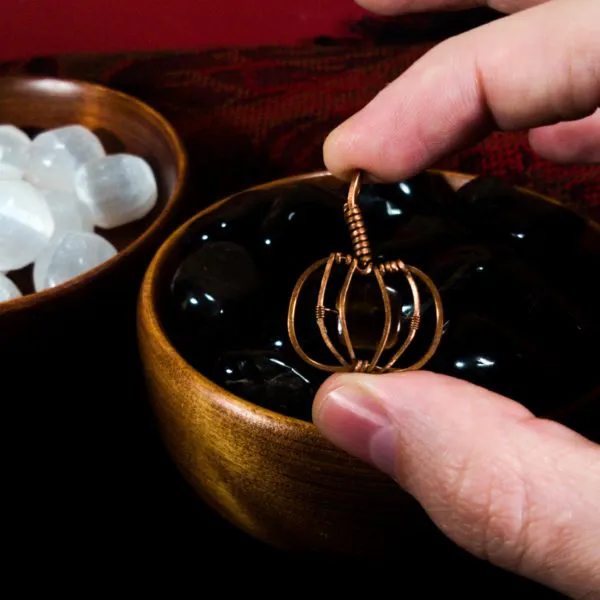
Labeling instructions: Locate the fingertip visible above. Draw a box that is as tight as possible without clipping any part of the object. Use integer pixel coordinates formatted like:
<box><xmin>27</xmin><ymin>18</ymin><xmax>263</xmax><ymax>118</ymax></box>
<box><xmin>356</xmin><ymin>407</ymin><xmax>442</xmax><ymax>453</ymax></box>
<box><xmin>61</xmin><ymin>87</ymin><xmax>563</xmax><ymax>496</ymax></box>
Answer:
<box><xmin>312</xmin><ymin>372</ymin><xmax>348</xmax><ymax>421</ymax></box>
<box><xmin>322</xmin><ymin>112</ymin><xmax>392</xmax><ymax>183</ymax></box>
<box><xmin>323</xmin><ymin>109</ymin><xmax>416</xmax><ymax>183</ymax></box>
<box><xmin>312</xmin><ymin>373</ymin><xmax>396</xmax><ymax>474</ymax></box>
<box><xmin>322</xmin><ymin>124</ymin><xmax>356</xmax><ymax>181</ymax></box>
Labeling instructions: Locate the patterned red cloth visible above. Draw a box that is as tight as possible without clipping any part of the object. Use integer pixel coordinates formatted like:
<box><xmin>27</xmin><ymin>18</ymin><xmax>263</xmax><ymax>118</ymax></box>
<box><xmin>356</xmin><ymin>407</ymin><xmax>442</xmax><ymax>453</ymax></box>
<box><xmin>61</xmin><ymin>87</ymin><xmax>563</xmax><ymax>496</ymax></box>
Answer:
<box><xmin>2</xmin><ymin>21</ymin><xmax>598</xmax><ymax>220</ymax></box>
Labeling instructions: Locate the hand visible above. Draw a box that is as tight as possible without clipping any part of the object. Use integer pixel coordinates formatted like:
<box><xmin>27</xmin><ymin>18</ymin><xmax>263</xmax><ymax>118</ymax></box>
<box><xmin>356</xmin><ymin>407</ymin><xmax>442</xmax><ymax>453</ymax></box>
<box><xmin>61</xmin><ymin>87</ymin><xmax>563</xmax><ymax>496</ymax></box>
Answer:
<box><xmin>324</xmin><ymin>0</ymin><xmax>600</xmax><ymax>182</ymax></box>
<box><xmin>315</xmin><ymin>1</ymin><xmax>600</xmax><ymax>597</ymax></box>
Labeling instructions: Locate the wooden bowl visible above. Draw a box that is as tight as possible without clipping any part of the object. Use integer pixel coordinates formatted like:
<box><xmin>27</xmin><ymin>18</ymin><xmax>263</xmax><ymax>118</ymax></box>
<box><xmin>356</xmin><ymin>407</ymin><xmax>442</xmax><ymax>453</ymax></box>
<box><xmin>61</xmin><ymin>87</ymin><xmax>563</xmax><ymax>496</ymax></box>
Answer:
<box><xmin>0</xmin><ymin>76</ymin><xmax>186</xmax><ymax>354</ymax></box>
<box><xmin>137</xmin><ymin>170</ymin><xmax>599</xmax><ymax>557</ymax></box>
<box><xmin>0</xmin><ymin>77</ymin><xmax>187</xmax><ymax>500</ymax></box>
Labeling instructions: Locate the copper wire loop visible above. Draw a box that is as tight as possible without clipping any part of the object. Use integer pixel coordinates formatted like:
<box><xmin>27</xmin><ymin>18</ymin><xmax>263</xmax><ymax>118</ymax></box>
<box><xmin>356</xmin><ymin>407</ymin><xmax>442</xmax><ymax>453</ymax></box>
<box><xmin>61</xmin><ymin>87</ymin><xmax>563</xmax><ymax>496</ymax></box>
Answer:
<box><xmin>287</xmin><ymin>170</ymin><xmax>445</xmax><ymax>374</ymax></box>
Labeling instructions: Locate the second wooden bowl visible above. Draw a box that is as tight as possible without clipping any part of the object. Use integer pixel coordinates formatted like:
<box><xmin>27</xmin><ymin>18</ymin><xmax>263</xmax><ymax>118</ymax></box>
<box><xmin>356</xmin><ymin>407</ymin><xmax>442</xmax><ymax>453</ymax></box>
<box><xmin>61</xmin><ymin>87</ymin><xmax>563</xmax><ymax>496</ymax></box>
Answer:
<box><xmin>0</xmin><ymin>77</ymin><xmax>187</xmax><ymax>535</ymax></box>
<box><xmin>0</xmin><ymin>75</ymin><xmax>187</xmax><ymax>376</ymax></box>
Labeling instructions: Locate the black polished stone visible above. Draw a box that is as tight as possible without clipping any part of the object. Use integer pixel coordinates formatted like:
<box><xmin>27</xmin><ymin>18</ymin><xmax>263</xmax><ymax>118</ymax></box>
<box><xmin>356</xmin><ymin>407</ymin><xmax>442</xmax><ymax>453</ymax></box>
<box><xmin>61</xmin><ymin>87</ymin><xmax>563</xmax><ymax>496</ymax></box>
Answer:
<box><xmin>256</xmin><ymin>183</ymin><xmax>349</xmax><ymax>291</ymax></box>
<box><xmin>452</xmin><ymin>176</ymin><xmax>587</xmax><ymax>261</ymax></box>
<box><xmin>176</xmin><ymin>188</ymin><xmax>274</xmax><ymax>250</ymax></box>
<box><xmin>425</xmin><ymin>312</ymin><xmax>556</xmax><ymax>412</ymax></box>
<box><xmin>161</xmin><ymin>174</ymin><xmax>600</xmax><ymax>424</ymax></box>
<box><xmin>341</xmin><ymin>172</ymin><xmax>461</xmax><ymax>251</ymax></box>
<box><xmin>211</xmin><ymin>350</ymin><xmax>316</xmax><ymax>422</ymax></box>
<box><xmin>169</xmin><ymin>240</ymin><xmax>262</xmax><ymax>359</ymax></box>
<box><xmin>360</xmin><ymin>171</ymin><xmax>457</xmax><ymax>224</ymax></box>
<box><xmin>374</xmin><ymin>213</ymin><xmax>470</xmax><ymax>267</ymax></box>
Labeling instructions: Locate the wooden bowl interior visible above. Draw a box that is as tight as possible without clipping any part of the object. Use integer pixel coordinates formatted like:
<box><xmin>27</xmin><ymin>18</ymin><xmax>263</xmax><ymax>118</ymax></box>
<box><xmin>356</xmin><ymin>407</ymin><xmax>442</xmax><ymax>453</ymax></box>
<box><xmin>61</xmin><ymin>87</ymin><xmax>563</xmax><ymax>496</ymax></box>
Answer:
<box><xmin>149</xmin><ymin>171</ymin><xmax>472</xmax><ymax>419</ymax></box>
<box><xmin>148</xmin><ymin>169</ymin><xmax>600</xmax><ymax>425</ymax></box>
<box><xmin>0</xmin><ymin>76</ymin><xmax>185</xmax><ymax>301</ymax></box>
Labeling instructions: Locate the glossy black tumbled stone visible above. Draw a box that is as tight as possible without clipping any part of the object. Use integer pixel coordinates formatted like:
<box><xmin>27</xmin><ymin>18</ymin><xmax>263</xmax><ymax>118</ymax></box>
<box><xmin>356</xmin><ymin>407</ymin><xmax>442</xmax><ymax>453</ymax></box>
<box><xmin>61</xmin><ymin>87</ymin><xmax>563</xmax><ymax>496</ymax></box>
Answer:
<box><xmin>161</xmin><ymin>173</ymin><xmax>600</xmax><ymax>424</ymax></box>
<box><xmin>211</xmin><ymin>350</ymin><xmax>316</xmax><ymax>422</ymax></box>
<box><xmin>452</xmin><ymin>176</ymin><xmax>587</xmax><ymax>261</ymax></box>
<box><xmin>256</xmin><ymin>184</ymin><xmax>348</xmax><ymax>291</ymax></box>
<box><xmin>169</xmin><ymin>240</ymin><xmax>263</xmax><ymax>358</ymax></box>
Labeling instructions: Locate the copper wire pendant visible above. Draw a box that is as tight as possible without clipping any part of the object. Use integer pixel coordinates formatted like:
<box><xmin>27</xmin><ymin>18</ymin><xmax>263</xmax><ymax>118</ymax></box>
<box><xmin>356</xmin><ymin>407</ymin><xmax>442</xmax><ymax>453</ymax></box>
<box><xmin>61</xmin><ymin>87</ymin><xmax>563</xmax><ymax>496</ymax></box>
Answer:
<box><xmin>287</xmin><ymin>171</ymin><xmax>445</xmax><ymax>374</ymax></box>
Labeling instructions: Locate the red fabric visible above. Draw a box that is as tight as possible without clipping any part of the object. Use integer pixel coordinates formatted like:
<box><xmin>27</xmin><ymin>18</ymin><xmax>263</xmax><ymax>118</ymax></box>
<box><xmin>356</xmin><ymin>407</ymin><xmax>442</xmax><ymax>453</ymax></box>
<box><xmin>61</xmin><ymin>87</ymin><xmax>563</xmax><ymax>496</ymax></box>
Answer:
<box><xmin>1</xmin><ymin>21</ymin><xmax>598</xmax><ymax>219</ymax></box>
<box><xmin>0</xmin><ymin>0</ymin><xmax>367</xmax><ymax>61</ymax></box>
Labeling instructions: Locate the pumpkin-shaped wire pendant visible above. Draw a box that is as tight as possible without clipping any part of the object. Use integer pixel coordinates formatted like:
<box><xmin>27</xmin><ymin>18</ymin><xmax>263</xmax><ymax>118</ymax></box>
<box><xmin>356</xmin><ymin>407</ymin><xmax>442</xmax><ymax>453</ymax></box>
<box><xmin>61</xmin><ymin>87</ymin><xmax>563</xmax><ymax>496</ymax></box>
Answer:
<box><xmin>287</xmin><ymin>171</ymin><xmax>445</xmax><ymax>374</ymax></box>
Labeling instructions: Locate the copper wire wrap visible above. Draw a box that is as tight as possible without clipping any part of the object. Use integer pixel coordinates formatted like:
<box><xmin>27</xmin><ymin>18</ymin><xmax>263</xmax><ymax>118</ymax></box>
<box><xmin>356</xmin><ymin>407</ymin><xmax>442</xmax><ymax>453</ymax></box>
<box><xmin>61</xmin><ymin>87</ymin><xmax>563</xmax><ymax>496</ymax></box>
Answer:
<box><xmin>287</xmin><ymin>170</ymin><xmax>445</xmax><ymax>374</ymax></box>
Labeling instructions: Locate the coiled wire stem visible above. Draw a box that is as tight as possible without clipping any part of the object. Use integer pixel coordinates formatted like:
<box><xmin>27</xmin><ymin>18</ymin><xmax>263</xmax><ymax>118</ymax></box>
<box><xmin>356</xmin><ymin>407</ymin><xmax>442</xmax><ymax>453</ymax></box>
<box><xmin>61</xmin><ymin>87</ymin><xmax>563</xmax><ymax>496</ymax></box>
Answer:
<box><xmin>287</xmin><ymin>170</ymin><xmax>445</xmax><ymax>374</ymax></box>
<box><xmin>344</xmin><ymin>173</ymin><xmax>372</xmax><ymax>272</ymax></box>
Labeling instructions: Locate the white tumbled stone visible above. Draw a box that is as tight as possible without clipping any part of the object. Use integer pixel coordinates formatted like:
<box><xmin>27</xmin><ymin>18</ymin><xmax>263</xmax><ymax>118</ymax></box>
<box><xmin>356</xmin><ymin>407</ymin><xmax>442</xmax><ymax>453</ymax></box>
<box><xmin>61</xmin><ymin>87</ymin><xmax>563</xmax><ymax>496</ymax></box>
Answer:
<box><xmin>41</xmin><ymin>190</ymin><xmax>95</xmax><ymax>240</ymax></box>
<box><xmin>0</xmin><ymin>180</ymin><xmax>55</xmax><ymax>271</ymax></box>
<box><xmin>0</xmin><ymin>273</ymin><xmax>22</xmax><ymax>303</ymax></box>
<box><xmin>0</xmin><ymin>163</ymin><xmax>24</xmax><ymax>180</ymax></box>
<box><xmin>0</xmin><ymin>125</ymin><xmax>30</xmax><ymax>179</ymax></box>
<box><xmin>26</xmin><ymin>125</ymin><xmax>105</xmax><ymax>192</ymax></box>
<box><xmin>33</xmin><ymin>231</ymin><xmax>117</xmax><ymax>292</ymax></box>
<box><xmin>74</xmin><ymin>153</ymin><xmax>158</xmax><ymax>229</ymax></box>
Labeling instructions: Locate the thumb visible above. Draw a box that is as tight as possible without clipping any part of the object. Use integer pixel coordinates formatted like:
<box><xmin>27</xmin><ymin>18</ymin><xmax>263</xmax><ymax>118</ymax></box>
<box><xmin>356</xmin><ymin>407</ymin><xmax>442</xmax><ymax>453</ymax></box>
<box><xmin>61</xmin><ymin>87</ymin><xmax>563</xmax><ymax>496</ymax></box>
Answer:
<box><xmin>313</xmin><ymin>371</ymin><xmax>600</xmax><ymax>598</ymax></box>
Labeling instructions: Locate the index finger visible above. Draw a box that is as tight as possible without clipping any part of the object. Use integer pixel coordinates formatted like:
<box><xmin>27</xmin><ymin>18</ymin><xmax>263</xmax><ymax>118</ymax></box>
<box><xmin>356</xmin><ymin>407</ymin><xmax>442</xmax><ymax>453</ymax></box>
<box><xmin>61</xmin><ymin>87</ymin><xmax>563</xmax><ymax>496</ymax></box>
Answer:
<box><xmin>324</xmin><ymin>0</ymin><xmax>600</xmax><ymax>181</ymax></box>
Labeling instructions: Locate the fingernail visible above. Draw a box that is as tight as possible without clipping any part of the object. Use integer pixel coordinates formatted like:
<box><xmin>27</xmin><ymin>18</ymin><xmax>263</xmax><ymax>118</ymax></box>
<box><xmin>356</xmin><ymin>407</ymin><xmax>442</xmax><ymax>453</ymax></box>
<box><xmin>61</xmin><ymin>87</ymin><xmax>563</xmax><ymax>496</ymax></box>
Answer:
<box><xmin>314</xmin><ymin>379</ymin><xmax>397</xmax><ymax>478</ymax></box>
